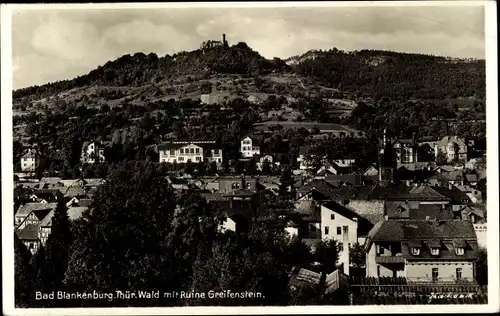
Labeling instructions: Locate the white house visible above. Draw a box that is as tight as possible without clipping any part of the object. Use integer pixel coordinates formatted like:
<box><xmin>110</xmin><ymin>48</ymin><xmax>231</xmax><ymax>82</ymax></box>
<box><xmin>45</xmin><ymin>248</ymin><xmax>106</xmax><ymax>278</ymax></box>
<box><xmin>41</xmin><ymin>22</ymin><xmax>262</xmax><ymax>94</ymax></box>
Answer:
<box><xmin>240</xmin><ymin>136</ymin><xmax>262</xmax><ymax>158</ymax></box>
<box><xmin>434</xmin><ymin>136</ymin><xmax>468</xmax><ymax>163</ymax></box>
<box><xmin>81</xmin><ymin>141</ymin><xmax>106</xmax><ymax>164</ymax></box>
<box><xmin>21</xmin><ymin>148</ymin><xmax>39</xmax><ymax>172</ymax></box>
<box><xmin>320</xmin><ymin>201</ymin><xmax>360</xmax><ymax>276</ymax></box>
<box><xmin>331</xmin><ymin>158</ymin><xmax>356</xmax><ymax>168</ymax></box>
<box><xmin>158</xmin><ymin>140</ymin><xmax>223</xmax><ymax>165</ymax></box>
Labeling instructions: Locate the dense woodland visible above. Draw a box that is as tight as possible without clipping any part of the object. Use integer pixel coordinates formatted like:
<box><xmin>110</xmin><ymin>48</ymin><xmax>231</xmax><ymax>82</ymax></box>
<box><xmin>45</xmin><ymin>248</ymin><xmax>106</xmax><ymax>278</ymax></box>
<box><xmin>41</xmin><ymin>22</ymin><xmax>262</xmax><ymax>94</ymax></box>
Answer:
<box><xmin>294</xmin><ymin>49</ymin><xmax>485</xmax><ymax>99</ymax></box>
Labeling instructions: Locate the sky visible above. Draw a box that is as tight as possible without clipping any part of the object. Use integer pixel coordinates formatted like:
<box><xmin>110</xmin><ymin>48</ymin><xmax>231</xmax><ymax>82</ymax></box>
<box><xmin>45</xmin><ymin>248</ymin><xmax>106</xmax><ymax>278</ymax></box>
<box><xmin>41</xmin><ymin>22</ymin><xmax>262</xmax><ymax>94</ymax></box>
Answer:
<box><xmin>11</xmin><ymin>3</ymin><xmax>486</xmax><ymax>90</ymax></box>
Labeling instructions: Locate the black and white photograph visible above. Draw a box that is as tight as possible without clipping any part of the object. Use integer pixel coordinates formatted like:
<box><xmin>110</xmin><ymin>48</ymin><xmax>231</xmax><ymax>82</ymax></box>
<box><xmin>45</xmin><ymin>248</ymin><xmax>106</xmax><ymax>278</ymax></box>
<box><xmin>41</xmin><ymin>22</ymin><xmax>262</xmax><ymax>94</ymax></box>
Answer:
<box><xmin>1</xmin><ymin>1</ymin><xmax>498</xmax><ymax>315</ymax></box>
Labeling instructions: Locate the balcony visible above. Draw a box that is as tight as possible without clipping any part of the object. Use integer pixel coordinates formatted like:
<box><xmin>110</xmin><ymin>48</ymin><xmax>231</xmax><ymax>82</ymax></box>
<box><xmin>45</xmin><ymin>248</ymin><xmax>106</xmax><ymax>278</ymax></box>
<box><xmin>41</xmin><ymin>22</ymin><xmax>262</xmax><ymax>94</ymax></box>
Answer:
<box><xmin>376</xmin><ymin>255</ymin><xmax>405</xmax><ymax>264</ymax></box>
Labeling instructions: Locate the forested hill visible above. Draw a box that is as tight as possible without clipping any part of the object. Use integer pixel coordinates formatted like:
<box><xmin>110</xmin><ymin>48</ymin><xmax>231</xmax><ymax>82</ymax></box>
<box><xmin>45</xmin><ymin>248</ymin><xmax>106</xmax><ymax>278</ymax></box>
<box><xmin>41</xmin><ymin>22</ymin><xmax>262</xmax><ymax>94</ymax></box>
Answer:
<box><xmin>288</xmin><ymin>48</ymin><xmax>485</xmax><ymax>99</ymax></box>
<box><xmin>14</xmin><ymin>43</ymin><xmax>485</xmax><ymax>101</ymax></box>
<box><xmin>13</xmin><ymin>41</ymin><xmax>290</xmax><ymax>100</ymax></box>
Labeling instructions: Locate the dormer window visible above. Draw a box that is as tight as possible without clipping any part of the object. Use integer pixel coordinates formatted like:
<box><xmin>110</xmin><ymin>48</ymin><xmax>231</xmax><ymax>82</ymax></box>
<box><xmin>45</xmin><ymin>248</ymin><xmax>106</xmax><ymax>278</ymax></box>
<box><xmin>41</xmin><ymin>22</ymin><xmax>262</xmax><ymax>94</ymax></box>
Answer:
<box><xmin>430</xmin><ymin>248</ymin><xmax>440</xmax><ymax>256</ymax></box>
<box><xmin>411</xmin><ymin>247</ymin><xmax>420</xmax><ymax>256</ymax></box>
<box><xmin>455</xmin><ymin>247</ymin><xmax>465</xmax><ymax>255</ymax></box>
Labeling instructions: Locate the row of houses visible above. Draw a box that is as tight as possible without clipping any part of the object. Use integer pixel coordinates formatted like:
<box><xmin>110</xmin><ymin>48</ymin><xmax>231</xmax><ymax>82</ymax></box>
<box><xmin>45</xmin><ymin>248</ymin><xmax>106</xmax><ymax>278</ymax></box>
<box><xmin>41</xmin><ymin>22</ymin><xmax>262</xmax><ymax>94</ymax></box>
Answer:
<box><xmin>14</xmin><ymin>177</ymin><xmax>103</xmax><ymax>254</ymax></box>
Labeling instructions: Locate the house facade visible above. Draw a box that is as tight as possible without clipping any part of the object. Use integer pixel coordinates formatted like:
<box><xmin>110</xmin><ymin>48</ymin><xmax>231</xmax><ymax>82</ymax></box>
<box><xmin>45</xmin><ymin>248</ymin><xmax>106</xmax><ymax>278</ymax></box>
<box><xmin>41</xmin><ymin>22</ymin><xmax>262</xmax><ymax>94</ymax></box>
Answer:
<box><xmin>434</xmin><ymin>136</ymin><xmax>468</xmax><ymax>163</ymax></box>
<box><xmin>158</xmin><ymin>140</ymin><xmax>223</xmax><ymax>165</ymax></box>
<box><xmin>365</xmin><ymin>219</ymin><xmax>478</xmax><ymax>282</ymax></box>
<box><xmin>320</xmin><ymin>202</ymin><xmax>359</xmax><ymax>275</ymax></box>
<box><xmin>240</xmin><ymin>136</ymin><xmax>262</xmax><ymax>158</ymax></box>
<box><xmin>20</xmin><ymin>148</ymin><xmax>39</xmax><ymax>172</ymax></box>
<box><xmin>393</xmin><ymin>139</ymin><xmax>418</xmax><ymax>164</ymax></box>
<box><xmin>81</xmin><ymin>141</ymin><xmax>106</xmax><ymax>164</ymax></box>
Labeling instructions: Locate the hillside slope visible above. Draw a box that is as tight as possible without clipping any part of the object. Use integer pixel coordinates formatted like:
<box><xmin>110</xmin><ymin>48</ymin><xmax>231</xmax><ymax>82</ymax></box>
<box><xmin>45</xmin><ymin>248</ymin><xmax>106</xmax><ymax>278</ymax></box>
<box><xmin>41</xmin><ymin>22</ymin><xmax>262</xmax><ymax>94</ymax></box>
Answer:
<box><xmin>13</xmin><ymin>44</ymin><xmax>485</xmax><ymax>113</ymax></box>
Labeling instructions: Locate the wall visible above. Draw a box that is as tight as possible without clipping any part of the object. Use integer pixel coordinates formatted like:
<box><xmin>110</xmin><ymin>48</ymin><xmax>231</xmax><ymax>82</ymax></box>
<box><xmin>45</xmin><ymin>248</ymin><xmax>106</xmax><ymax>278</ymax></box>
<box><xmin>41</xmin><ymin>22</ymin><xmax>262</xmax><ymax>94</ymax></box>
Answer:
<box><xmin>218</xmin><ymin>217</ymin><xmax>236</xmax><ymax>233</ymax></box>
<box><xmin>241</xmin><ymin>138</ymin><xmax>260</xmax><ymax>158</ymax></box>
<box><xmin>405</xmin><ymin>261</ymin><xmax>474</xmax><ymax>281</ymax></box>
<box><xmin>366</xmin><ymin>243</ymin><xmax>378</xmax><ymax>277</ymax></box>
<box><xmin>285</xmin><ymin>227</ymin><xmax>299</xmax><ymax>239</ymax></box>
<box><xmin>320</xmin><ymin>205</ymin><xmax>358</xmax><ymax>275</ymax></box>
<box><xmin>159</xmin><ymin>144</ymin><xmax>205</xmax><ymax>163</ymax></box>
<box><xmin>474</xmin><ymin>223</ymin><xmax>487</xmax><ymax>248</ymax></box>
<box><xmin>21</xmin><ymin>157</ymin><xmax>36</xmax><ymax>171</ymax></box>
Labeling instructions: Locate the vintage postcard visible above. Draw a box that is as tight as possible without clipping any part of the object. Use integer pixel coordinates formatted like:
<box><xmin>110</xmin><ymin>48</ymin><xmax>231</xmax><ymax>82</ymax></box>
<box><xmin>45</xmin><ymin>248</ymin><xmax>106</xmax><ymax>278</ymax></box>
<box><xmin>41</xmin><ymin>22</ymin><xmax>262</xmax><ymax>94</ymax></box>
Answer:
<box><xmin>1</xmin><ymin>1</ymin><xmax>498</xmax><ymax>315</ymax></box>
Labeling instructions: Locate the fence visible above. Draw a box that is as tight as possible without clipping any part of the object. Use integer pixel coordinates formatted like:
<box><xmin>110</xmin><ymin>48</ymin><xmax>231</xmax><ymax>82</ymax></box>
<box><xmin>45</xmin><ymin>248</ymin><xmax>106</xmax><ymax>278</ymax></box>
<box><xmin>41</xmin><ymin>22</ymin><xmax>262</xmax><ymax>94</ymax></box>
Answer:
<box><xmin>348</xmin><ymin>277</ymin><xmax>488</xmax><ymax>305</ymax></box>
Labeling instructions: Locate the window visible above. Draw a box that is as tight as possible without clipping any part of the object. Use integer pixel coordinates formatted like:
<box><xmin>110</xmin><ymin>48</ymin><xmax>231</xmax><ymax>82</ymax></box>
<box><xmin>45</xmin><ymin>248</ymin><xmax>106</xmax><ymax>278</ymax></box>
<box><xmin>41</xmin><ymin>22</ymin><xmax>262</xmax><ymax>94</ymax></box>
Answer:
<box><xmin>169</xmin><ymin>150</ymin><xmax>175</xmax><ymax>155</ymax></box>
<box><xmin>180</xmin><ymin>149</ymin><xmax>184</xmax><ymax>154</ymax></box>
<box><xmin>455</xmin><ymin>247</ymin><xmax>465</xmax><ymax>255</ymax></box>
<box><xmin>338</xmin><ymin>242</ymin><xmax>344</xmax><ymax>252</ymax></box>
<box><xmin>178</xmin><ymin>157</ymin><xmax>184</xmax><ymax>162</ymax></box>
<box><xmin>325</xmin><ymin>226</ymin><xmax>329</xmax><ymax>235</ymax></box>
<box><xmin>377</xmin><ymin>265</ymin><xmax>381</xmax><ymax>277</ymax></box>
<box><xmin>195</xmin><ymin>148</ymin><xmax>200</xmax><ymax>154</ymax></box>
<box><xmin>214</xmin><ymin>149</ymin><xmax>219</xmax><ymax>155</ymax></box>
<box><xmin>378</xmin><ymin>245</ymin><xmax>385</xmax><ymax>255</ymax></box>
<box><xmin>430</xmin><ymin>248</ymin><xmax>440</xmax><ymax>256</ymax></box>
<box><xmin>218</xmin><ymin>158</ymin><xmax>222</xmax><ymax>163</ymax></box>
<box><xmin>456</xmin><ymin>268</ymin><xmax>462</xmax><ymax>280</ymax></box>
<box><xmin>411</xmin><ymin>247</ymin><xmax>420</xmax><ymax>256</ymax></box>
<box><xmin>310</xmin><ymin>225</ymin><xmax>317</xmax><ymax>232</ymax></box>
<box><xmin>196</xmin><ymin>157</ymin><xmax>201</xmax><ymax>162</ymax></box>
<box><xmin>432</xmin><ymin>268</ymin><xmax>439</xmax><ymax>281</ymax></box>
<box><xmin>190</xmin><ymin>148</ymin><xmax>194</xmax><ymax>154</ymax></box>
<box><xmin>330</xmin><ymin>214</ymin><xmax>335</xmax><ymax>220</ymax></box>
<box><xmin>337</xmin><ymin>227</ymin><xmax>341</xmax><ymax>235</ymax></box>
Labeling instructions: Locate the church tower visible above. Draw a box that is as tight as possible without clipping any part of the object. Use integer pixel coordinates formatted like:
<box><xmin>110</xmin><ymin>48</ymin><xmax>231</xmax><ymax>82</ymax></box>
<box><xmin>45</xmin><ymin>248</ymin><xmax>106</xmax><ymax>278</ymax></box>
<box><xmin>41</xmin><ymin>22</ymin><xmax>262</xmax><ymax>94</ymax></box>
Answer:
<box><xmin>378</xmin><ymin>128</ymin><xmax>397</xmax><ymax>186</ymax></box>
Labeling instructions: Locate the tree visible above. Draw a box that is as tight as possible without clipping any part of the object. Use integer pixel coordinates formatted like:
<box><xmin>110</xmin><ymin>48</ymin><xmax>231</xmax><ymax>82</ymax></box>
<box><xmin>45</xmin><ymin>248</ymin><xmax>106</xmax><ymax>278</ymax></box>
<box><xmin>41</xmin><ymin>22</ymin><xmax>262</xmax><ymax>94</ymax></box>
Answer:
<box><xmin>284</xmin><ymin>237</ymin><xmax>312</xmax><ymax>269</ymax></box>
<box><xmin>64</xmin><ymin>162</ymin><xmax>180</xmax><ymax>307</ymax></box>
<box><xmin>349</xmin><ymin>242</ymin><xmax>366</xmax><ymax>277</ymax></box>
<box><xmin>313</xmin><ymin>239</ymin><xmax>340</xmax><ymax>283</ymax></box>
<box><xmin>475</xmin><ymin>248</ymin><xmax>488</xmax><ymax>285</ymax></box>
<box><xmin>436</xmin><ymin>149</ymin><xmax>448</xmax><ymax>165</ymax></box>
<box><xmin>261</xmin><ymin>160</ymin><xmax>272</xmax><ymax>175</ymax></box>
<box><xmin>14</xmin><ymin>234</ymin><xmax>33</xmax><ymax>307</ymax></box>
<box><xmin>43</xmin><ymin>197</ymin><xmax>73</xmax><ymax>292</ymax></box>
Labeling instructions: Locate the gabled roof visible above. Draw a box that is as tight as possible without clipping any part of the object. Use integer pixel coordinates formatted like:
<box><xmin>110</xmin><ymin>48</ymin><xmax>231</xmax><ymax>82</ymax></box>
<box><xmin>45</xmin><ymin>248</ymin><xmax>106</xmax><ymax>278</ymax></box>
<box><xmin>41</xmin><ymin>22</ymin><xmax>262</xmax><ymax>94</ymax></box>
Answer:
<box><xmin>15</xmin><ymin>202</ymin><xmax>58</xmax><ymax>217</ymax></box>
<box><xmin>322</xmin><ymin>200</ymin><xmax>360</xmax><ymax>221</ymax></box>
<box><xmin>242</xmin><ymin>135</ymin><xmax>264</xmax><ymax>146</ymax></box>
<box><xmin>68</xmin><ymin>206</ymin><xmax>88</xmax><ymax>221</ymax></box>
<box><xmin>294</xmin><ymin>200</ymin><xmax>321</xmax><ymax>222</ymax></box>
<box><xmin>465</xmin><ymin>173</ymin><xmax>478</xmax><ymax>183</ymax></box>
<box><xmin>82</xmin><ymin>178</ymin><xmax>105</xmax><ymax>187</ymax></box>
<box><xmin>297</xmin><ymin>179</ymin><xmax>337</xmax><ymax>196</ymax></box>
<box><xmin>21</xmin><ymin>149</ymin><xmax>38</xmax><ymax>158</ymax></box>
<box><xmin>324</xmin><ymin>174</ymin><xmax>364</xmax><ymax>186</ymax></box>
<box><xmin>39</xmin><ymin>209</ymin><xmax>55</xmax><ymax>227</ymax></box>
<box><xmin>408</xmin><ymin>185</ymin><xmax>450</xmax><ymax>201</ymax></box>
<box><xmin>15</xmin><ymin>224</ymin><xmax>39</xmax><ymax>241</ymax></box>
<box><xmin>63</xmin><ymin>186</ymin><xmax>88</xmax><ymax>198</ymax></box>
<box><xmin>431</xmin><ymin>186</ymin><xmax>471</xmax><ymax>204</ymax></box>
<box><xmin>438</xmin><ymin>136</ymin><xmax>467</xmax><ymax>148</ymax></box>
<box><xmin>410</xmin><ymin>204</ymin><xmax>454</xmax><ymax>220</ymax></box>
<box><xmin>369</xmin><ymin>219</ymin><xmax>477</xmax><ymax>242</ymax></box>
<box><xmin>442</xmin><ymin>170</ymin><xmax>465</xmax><ymax>182</ymax></box>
